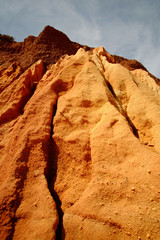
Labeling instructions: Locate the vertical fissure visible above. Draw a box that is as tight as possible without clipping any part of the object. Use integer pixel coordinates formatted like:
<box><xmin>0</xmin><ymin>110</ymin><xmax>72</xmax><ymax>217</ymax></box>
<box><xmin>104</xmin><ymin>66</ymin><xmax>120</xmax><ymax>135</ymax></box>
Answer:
<box><xmin>53</xmin><ymin>188</ymin><xmax>64</xmax><ymax>240</ymax></box>
<box><xmin>45</xmin><ymin>99</ymin><xmax>65</xmax><ymax>240</ymax></box>
<box><xmin>98</xmin><ymin>59</ymin><xmax>139</xmax><ymax>139</ymax></box>
<box><xmin>106</xmin><ymin>81</ymin><xmax>139</xmax><ymax>138</ymax></box>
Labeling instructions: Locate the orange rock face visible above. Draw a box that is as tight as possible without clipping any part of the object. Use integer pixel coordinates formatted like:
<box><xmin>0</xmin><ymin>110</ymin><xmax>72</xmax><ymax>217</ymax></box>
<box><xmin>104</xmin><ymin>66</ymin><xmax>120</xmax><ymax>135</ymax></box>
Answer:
<box><xmin>0</xmin><ymin>42</ymin><xmax>160</xmax><ymax>240</ymax></box>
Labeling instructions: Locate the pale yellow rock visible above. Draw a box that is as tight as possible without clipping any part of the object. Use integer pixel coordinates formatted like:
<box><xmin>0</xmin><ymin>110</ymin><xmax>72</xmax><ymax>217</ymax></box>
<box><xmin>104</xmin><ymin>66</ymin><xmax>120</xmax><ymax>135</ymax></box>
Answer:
<box><xmin>101</xmin><ymin>54</ymin><xmax>160</xmax><ymax>152</ymax></box>
<box><xmin>51</xmin><ymin>48</ymin><xmax>160</xmax><ymax>239</ymax></box>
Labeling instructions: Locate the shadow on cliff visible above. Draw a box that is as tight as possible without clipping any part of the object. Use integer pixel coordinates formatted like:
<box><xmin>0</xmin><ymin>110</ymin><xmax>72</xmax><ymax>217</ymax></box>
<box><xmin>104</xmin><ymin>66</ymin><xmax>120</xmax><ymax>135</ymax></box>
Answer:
<box><xmin>44</xmin><ymin>134</ymin><xmax>65</xmax><ymax>240</ymax></box>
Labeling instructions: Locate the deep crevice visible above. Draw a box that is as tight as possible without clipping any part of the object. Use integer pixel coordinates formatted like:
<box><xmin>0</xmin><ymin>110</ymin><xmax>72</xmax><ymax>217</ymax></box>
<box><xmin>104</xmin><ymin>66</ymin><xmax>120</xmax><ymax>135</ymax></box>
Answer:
<box><xmin>45</xmin><ymin>139</ymin><xmax>64</xmax><ymax>240</ymax></box>
<box><xmin>125</xmin><ymin>116</ymin><xmax>139</xmax><ymax>138</ymax></box>
<box><xmin>107</xmin><ymin>81</ymin><xmax>117</xmax><ymax>99</ymax></box>
<box><xmin>50</xmin><ymin>99</ymin><xmax>57</xmax><ymax>137</ymax></box>
<box><xmin>90</xmin><ymin>58</ymin><xmax>139</xmax><ymax>139</ymax></box>
<box><xmin>44</xmin><ymin>99</ymin><xmax>65</xmax><ymax>240</ymax></box>
<box><xmin>53</xmin><ymin>188</ymin><xmax>64</xmax><ymax>240</ymax></box>
<box><xmin>106</xmin><ymin>81</ymin><xmax>139</xmax><ymax>138</ymax></box>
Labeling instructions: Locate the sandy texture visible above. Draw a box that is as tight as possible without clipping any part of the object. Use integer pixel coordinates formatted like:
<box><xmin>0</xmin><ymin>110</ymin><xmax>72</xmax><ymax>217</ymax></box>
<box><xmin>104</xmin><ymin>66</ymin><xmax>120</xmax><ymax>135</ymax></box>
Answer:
<box><xmin>0</xmin><ymin>46</ymin><xmax>160</xmax><ymax>240</ymax></box>
<box><xmin>0</xmin><ymin>60</ymin><xmax>59</xmax><ymax>239</ymax></box>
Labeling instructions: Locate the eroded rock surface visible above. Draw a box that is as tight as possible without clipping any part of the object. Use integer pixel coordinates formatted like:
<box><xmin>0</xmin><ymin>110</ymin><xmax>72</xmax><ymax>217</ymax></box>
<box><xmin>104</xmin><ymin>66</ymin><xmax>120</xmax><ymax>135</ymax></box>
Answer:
<box><xmin>0</xmin><ymin>26</ymin><xmax>83</xmax><ymax>71</ymax></box>
<box><xmin>0</xmin><ymin>45</ymin><xmax>160</xmax><ymax>240</ymax></box>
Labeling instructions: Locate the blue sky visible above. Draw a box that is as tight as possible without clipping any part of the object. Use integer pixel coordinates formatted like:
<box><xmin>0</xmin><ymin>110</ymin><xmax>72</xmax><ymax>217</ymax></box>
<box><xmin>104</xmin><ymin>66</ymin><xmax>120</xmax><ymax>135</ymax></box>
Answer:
<box><xmin>1</xmin><ymin>0</ymin><xmax>160</xmax><ymax>78</ymax></box>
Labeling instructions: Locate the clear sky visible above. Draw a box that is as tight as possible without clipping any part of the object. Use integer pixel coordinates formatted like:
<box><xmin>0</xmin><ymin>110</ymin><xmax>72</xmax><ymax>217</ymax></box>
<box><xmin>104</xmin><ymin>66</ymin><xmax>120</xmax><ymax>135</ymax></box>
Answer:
<box><xmin>1</xmin><ymin>0</ymin><xmax>160</xmax><ymax>78</ymax></box>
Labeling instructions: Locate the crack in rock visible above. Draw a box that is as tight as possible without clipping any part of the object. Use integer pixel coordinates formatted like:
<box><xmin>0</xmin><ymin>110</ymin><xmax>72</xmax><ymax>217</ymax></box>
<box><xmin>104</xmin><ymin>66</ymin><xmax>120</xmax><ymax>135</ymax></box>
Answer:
<box><xmin>44</xmin><ymin>99</ymin><xmax>65</xmax><ymax>240</ymax></box>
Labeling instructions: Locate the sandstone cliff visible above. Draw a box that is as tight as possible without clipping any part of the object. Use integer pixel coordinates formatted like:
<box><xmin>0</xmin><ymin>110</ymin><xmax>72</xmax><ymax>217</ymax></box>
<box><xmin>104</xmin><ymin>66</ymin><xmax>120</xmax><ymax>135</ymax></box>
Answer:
<box><xmin>0</xmin><ymin>27</ymin><xmax>160</xmax><ymax>240</ymax></box>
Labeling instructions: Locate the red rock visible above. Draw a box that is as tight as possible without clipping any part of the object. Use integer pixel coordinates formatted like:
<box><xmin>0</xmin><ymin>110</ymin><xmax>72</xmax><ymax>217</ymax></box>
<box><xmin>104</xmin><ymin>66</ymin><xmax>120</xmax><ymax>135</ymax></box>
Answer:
<box><xmin>0</xmin><ymin>25</ymin><xmax>84</xmax><ymax>71</ymax></box>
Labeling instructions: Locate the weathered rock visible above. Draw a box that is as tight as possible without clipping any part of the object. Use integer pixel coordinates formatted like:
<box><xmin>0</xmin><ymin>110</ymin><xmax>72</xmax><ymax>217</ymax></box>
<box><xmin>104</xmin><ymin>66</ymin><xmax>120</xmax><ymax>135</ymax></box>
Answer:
<box><xmin>0</xmin><ymin>26</ymin><xmax>85</xmax><ymax>71</ymax></box>
<box><xmin>51</xmin><ymin>48</ymin><xmax>160</xmax><ymax>240</ymax></box>
<box><xmin>0</xmin><ymin>62</ymin><xmax>23</xmax><ymax>93</ymax></box>
<box><xmin>0</xmin><ymin>41</ymin><xmax>160</xmax><ymax>240</ymax></box>
<box><xmin>0</xmin><ymin>60</ymin><xmax>58</xmax><ymax>239</ymax></box>
<box><xmin>0</xmin><ymin>59</ymin><xmax>44</xmax><ymax>124</ymax></box>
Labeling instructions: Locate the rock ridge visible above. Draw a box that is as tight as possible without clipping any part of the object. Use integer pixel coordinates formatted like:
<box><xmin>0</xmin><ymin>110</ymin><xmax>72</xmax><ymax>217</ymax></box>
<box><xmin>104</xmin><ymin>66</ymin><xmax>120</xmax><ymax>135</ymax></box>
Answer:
<box><xmin>0</xmin><ymin>25</ymin><xmax>159</xmax><ymax>84</ymax></box>
<box><xmin>0</xmin><ymin>28</ymin><xmax>160</xmax><ymax>240</ymax></box>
